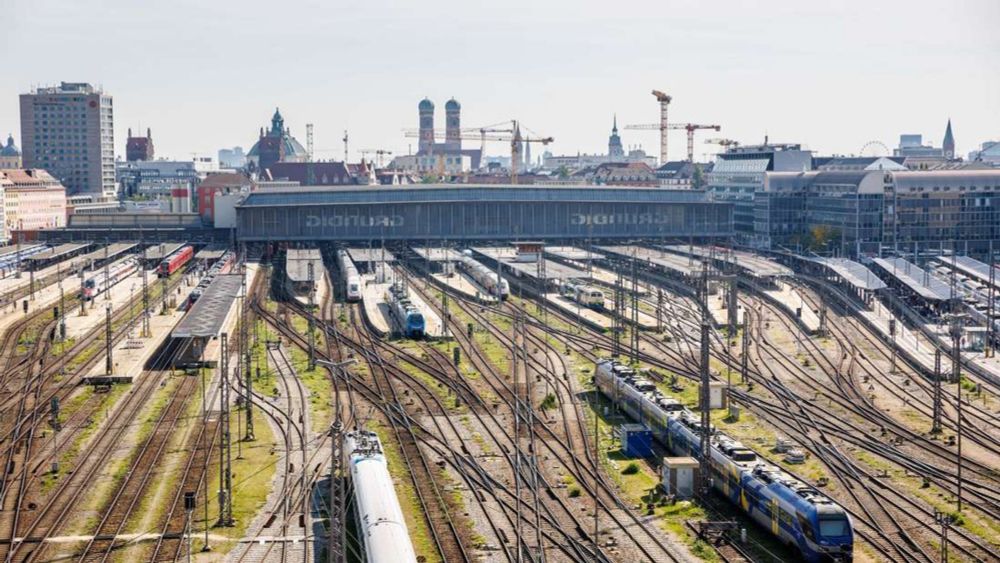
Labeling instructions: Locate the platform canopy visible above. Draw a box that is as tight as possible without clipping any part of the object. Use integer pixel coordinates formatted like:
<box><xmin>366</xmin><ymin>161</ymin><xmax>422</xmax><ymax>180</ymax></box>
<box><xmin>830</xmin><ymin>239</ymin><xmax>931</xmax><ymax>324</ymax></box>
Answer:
<box><xmin>172</xmin><ymin>274</ymin><xmax>243</xmax><ymax>338</ymax></box>
<box><xmin>812</xmin><ymin>257</ymin><xmax>886</xmax><ymax>291</ymax></box>
<box><xmin>873</xmin><ymin>257</ymin><xmax>951</xmax><ymax>302</ymax></box>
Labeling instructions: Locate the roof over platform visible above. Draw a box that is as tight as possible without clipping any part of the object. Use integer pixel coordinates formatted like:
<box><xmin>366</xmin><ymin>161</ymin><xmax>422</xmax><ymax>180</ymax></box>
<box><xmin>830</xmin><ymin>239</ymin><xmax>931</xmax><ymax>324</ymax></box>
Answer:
<box><xmin>872</xmin><ymin>257</ymin><xmax>951</xmax><ymax>302</ymax></box>
<box><xmin>347</xmin><ymin>248</ymin><xmax>395</xmax><ymax>264</ymax></box>
<box><xmin>25</xmin><ymin>242</ymin><xmax>91</xmax><ymax>262</ymax></box>
<box><xmin>935</xmin><ymin>256</ymin><xmax>1000</xmax><ymax>289</ymax></box>
<box><xmin>812</xmin><ymin>257</ymin><xmax>886</xmax><ymax>291</ymax></box>
<box><xmin>598</xmin><ymin>245</ymin><xmax>703</xmax><ymax>276</ymax></box>
<box><xmin>144</xmin><ymin>242</ymin><xmax>186</xmax><ymax>261</ymax></box>
<box><xmin>195</xmin><ymin>245</ymin><xmax>228</xmax><ymax>261</ymax></box>
<box><xmin>661</xmin><ymin>245</ymin><xmax>792</xmax><ymax>277</ymax></box>
<box><xmin>544</xmin><ymin>246</ymin><xmax>604</xmax><ymax>261</ymax></box>
<box><xmin>76</xmin><ymin>242</ymin><xmax>139</xmax><ymax>265</ymax></box>
<box><xmin>412</xmin><ymin>247</ymin><xmax>464</xmax><ymax>262</ymax></box>
<box><xmin>172</xmin><ymin>274</ymin><xmax>243</xmax><ymax>338</ymax></box>
<box><xmin>286</xmin><ymin>248</ymin><xmax>323</xmax><ymax>282</ymax></box>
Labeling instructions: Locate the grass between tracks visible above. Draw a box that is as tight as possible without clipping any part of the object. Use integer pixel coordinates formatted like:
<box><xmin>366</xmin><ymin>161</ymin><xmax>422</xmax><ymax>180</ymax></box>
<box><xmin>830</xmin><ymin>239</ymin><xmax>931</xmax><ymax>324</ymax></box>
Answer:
<box><xmin>189</xmin><ymin>398</ymin><xmax>278</xmax><ymax>556</ymax></box>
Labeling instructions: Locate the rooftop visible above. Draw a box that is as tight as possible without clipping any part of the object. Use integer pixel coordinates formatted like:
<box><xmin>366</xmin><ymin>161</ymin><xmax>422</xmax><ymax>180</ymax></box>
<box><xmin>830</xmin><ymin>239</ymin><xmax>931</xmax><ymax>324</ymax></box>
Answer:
<box><xmin>172</xmin><ymin>274</ymin><xmax>243</xmax><ymax>338</ymax></box>
<box><xmin>872</xmin><ymin>257</ymin><xmax>952</xmax><ymax>302</ymax></box>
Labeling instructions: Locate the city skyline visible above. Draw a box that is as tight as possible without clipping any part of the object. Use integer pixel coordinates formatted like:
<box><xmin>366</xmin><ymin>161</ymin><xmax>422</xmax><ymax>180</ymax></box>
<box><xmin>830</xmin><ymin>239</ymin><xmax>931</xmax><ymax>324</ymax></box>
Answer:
<box><xmin>2</xmin><ymin>0</ymin><xmax>998</xmax><ymax>162</ymax></box>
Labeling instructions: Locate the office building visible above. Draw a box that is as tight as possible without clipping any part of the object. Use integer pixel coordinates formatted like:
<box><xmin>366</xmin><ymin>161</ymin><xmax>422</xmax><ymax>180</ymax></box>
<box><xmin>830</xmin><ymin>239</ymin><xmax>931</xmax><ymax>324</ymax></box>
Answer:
<box><xmin>707</xmin><ymin>143</ymin><xmax>813</xmax><ymax>240</ymax></box>
<box><xmin>19</xmin><ymin>82</ymin><xmax>116</xmax><ymax>197</ymax></box>
<box><xmin>753</xmin><ymin>169</ymin><xmax>1000</xmax><ymax>257</ymax></box>
<box><xmin>219</xmin><ymin>146</ymin><xmax>247</xmax><ymax>169</ymax></box>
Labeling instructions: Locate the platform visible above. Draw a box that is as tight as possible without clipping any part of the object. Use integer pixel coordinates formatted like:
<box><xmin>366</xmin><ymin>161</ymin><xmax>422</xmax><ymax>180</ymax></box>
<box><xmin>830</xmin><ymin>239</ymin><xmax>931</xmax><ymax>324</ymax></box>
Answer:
<box><xmin>286</xmin><ymin>249</ymin><xmax>323</xmax><ymax>282</ymax></box>
<box><xmin>761</xmin><ymin>282</ymin><xmax>821</xmax><ymax>333</ymax></box>
<box><xmin>195</xmin><ymin>245</ymin><xmax>228</xmax><ymax>261</ymax></box>
<box><xmin>474</xmin><ymin>247</ymin><xmax>586</xmax><ymax>281</ymax></box>
<box><xmin>706</xmin><ymin>291</ymin><xmax>744</xmax><ymax>328</ymax></box>
<box><xmin>359</xmin><ymin>275</ymin><xmax>392</xmax><ymax>335</ymax></box>
<box><xmin>544</xmin><ymin>246</ymin><xmax>604</xmax><ymax>261</ymax></box>
<box><xmin>172</xmin><ymin>274</ymin><xmax>243</xmax><ymax>338</ymax></box>
<box><xmin>544</xmin><ymin>293</ymin><xmax>610</xmax><ymax>329</ymax></box>
<box><xmin>661</xmin><ymin>245</ymin><xmax>792</xmax><ymax>278</ymax></box>
<box><xmin>432</xmin><ymin>272</ymin><xmax>499</xmax><ymax>304</ymax></box>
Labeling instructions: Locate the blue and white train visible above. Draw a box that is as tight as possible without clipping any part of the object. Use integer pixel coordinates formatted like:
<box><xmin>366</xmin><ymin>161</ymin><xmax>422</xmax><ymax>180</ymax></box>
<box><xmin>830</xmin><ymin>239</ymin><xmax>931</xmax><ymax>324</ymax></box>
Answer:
<box><xmin>82</xmin><ymin>258</ymin><xmax>139</xmax><ymax>301</ymax></box>
<box><xmin>458</xmin><ymin>253</ymin><xmax>509</xmax><ymax>300</ymax></box>
<box><xmin>337</xmin><ymin>249</ymin><xmax>362</xmax><ymax>302</ymax></box>
<box><xmin>344</xmin><ymin>430</ymin><xmax>418</xmax><ymax>563</ymax></box>
<box><xmin>385</xmin><ymin>283</ymin><xmax>425</xmax><ymax>338</ymax></box>
<box><xmin>595</xmin><ymin>359</ymin><xmax>854</xmax><ymax>562</ymax></box>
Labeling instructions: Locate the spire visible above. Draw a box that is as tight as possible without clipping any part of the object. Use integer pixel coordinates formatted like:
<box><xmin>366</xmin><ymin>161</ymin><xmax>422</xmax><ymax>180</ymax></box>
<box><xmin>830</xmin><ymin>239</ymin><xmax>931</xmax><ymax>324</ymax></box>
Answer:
<box><xmin>612</xmin><ymin>113</ymin><xmax>618</xmax><ymax>133</ymax></box>
<box><xmin>942</xmin><ymin>118</ymin><xmax>955</xmax><ymax>159</ymax></box>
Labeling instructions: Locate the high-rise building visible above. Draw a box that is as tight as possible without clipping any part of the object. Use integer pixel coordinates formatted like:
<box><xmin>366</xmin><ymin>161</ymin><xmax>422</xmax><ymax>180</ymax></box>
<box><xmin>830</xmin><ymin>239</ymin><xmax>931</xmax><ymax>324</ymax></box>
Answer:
<box><xmin>126</xmin><ymin>127</ymin><xmax>155</xmax><ymax>161</ymax></box>
<box><xmin>19</xmin><ymin>82</ymin><xmax>116</xmax><ymax>197</ymax></box>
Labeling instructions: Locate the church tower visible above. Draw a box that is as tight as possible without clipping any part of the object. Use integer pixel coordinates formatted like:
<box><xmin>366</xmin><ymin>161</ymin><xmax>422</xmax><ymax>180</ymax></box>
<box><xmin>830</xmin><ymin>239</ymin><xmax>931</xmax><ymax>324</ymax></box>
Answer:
<box><xmin>445</xmin><ymin>98</ymin><xmax>461</xmax><ymax>151</ymax></box>
<box><xmin>608</xmin><ymin>114</ymin><xmax>625</xmax><ymax>160</ymax></box>
<box><xmin>418</xmin><ymin>98</ymin><xmax>435</xmax><ymax>154</ymax></box>
<box><xmin>942</xmin><ymin>119</ymin><xmax>955</xmax><ymax>159</ymax></box>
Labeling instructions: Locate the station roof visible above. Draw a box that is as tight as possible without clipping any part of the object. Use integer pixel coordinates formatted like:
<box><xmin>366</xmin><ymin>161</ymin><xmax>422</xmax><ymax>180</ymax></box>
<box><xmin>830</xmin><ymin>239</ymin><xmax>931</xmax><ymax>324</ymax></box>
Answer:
<box><xmin>811</xmin><ymin>257</ymin><xmax>886</xmax><ymax>291</ymax></box>
<box><xmin>598</xmin><ymin>245</ymin><xmax>703</xmax><ymax>276</ymax></box>
<box><xmin>25</xmin><ymin>242</ymin><xmax>91</xmax><ymax>262</ymax></box>
<box><xmin>172</xmin><ymin>274</ymin><xmax>243</xmax><ymax>338</ymax></box>
<box><xmin>195</xmin><ymin>245</ymin><xmax>228</xmax><ymax>261</ymax></box>
<box><xmin>412</xmin><ymin>247</ymin><xmax>464</xmax><ymax>262</ymax></box>
<box><xmin>347</xmin><ymin>248</ymin><xmax>395</xmax><ymax>264</ymax></box>
<box><xmin>0</xmin><ymin>244</ymin><xmax>44</xmax><ymax>259</ymax></box>
<box><xmin>144</xmin><ymin>242</ymin><xmax>186</xmax><ymax>261</ymax></box>
<box><xmin>544</xmin><ymin>246</ymin><xmax>604</xmax><ymax>261</ymax></box>
<box><xmin>474</xmin><ymin>247</ymin><xmax>585</xmax><ymax>280</ymax></box>
<box><xmin>237</xmin><ymin>184</ymin><xmax>716</xmax><ymax>207</ymax></box>
<box><xmin>872</xmin><ymin>257</ymin><xmax>951</xmax><ymax>302</ymax></box>
<box><xmin>286</xmin><ymin>248</ymin><xmax>323</xmax><ymax>282</ymax></box>
<box><xmin>935</xmin><ymin>256</ymin><xmax>1000</xmax><ymax>288</ymax></box>
<box><xmin>77</xmin><ymin>242</ymin><xmax>138</xmax><ymax>265</ymax></box>
<box><xmin>661</xmin><ymin>245</ymin><xmax>792</xmax><ymax>277</ymax></box>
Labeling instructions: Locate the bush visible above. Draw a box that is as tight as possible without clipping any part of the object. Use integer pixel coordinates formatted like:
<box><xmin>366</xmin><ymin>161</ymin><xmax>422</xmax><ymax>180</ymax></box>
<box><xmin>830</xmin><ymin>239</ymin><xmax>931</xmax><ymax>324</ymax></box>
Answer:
<box><xmin>622</xmin><ymin>462</ymin><xmax>641</xmax><ymax>475</ymax></box>
<box><xmin>539</xmin><ymin>393</ymin><xmax>557</xmax><ymax>411</ymax></box>
<box><xmin>568</xmin><ymin>487</ymin><xmax>581</xmax><ymax>498</ymax></box>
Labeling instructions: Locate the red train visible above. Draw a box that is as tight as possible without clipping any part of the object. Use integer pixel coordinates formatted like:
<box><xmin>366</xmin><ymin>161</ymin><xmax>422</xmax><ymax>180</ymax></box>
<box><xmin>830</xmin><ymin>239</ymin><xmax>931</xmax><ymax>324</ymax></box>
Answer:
<box><xmin>157</xmin><ymin>245</ymin><xmax>194</xmax><ymax>277</ymax></box>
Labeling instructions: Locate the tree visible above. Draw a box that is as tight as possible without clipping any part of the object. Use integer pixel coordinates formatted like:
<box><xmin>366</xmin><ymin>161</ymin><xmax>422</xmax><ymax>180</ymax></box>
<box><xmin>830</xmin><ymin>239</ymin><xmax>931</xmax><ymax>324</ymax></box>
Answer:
<box><xmin>691</xmin><ymin>163</ymin><xmax>706</xmax><ymax>189</ymax></box>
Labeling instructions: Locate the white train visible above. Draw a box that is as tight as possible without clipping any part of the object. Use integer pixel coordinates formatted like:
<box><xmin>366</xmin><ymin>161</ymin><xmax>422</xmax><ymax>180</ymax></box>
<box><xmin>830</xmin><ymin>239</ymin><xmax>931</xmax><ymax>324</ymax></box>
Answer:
<box><xmin>458</xmin><ymin>254</ymin><xmax>509</xmax><ymax>299</ymax></box>
<box><xmin>82</xmin><ymin>258</ymin><xmax>139</xmax><ymax>301</ymax></box>
<box><xmin>344</xmin><ymin>430</ymin><xmax>418</xmax><ymax>563</ymax></box>
<box><xmin>560</xmin><ymin>280</ymin><xmax>605</xmax><ymax>309</ymax></box>
<box><xmin>337</xmin><ymin>249</ymin><xmax>361</xmax><ymax>302</ymax></box>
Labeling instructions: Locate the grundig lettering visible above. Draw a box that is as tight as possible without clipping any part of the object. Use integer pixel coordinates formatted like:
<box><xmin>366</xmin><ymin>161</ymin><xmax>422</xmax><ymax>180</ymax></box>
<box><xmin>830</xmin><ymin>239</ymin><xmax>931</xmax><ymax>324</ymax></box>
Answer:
<box><xmin>305</xmin><ymin>214</ymin><xmax>403</xmax><ymax>228</ymax></box>
<box><xmin>570</xmin><ymin>212</ymin><xmax>676</xmax><ymax>226</ymax></box>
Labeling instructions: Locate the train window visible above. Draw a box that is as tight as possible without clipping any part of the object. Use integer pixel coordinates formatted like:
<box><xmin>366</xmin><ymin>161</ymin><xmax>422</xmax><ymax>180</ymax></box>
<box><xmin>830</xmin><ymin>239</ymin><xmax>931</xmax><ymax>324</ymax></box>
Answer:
<box><xmin>797</xmin><ymin>513</ymin><xmax>815</xmax><ymax>540</ymax></box>
<box><xmin>818</xmin><ymin>516</ymin><xmax>849</xmax><ymax>537</ymax></box>
<box><xmin>779</xmin><ymin>508</ymin><xmax>794</xmax><ymax>528</ymax></box>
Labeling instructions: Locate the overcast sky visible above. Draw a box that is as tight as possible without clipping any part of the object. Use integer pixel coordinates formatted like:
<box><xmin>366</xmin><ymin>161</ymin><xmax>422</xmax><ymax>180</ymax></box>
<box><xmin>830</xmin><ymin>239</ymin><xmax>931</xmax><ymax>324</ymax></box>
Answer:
<box><xmin>2</xmin><ymin>0</ymin><xmax>998</xmax><ymax>162</ymax></box>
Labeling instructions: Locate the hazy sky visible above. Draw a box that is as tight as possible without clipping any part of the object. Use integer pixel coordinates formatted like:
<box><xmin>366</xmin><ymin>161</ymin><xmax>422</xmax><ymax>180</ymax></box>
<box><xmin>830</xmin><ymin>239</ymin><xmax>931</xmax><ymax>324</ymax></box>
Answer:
<box><xmin>2</xmin><ymin>0</ymin><xmax>998</xmax><ymax>163</ymax></box>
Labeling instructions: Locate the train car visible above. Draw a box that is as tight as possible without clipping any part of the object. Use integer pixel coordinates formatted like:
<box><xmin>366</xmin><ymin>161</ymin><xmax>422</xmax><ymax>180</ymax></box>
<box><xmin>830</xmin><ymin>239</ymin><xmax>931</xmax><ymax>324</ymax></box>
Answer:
<box><xmin>457</xmin><ymin>254</ymin><xmax>509</xmax><ymax>299</ymax></box>
<box><xmin>82</xmin><ymin>258</ymin><xmax>139</xmax><ymax>301</ymax></box>
<box><xmin>595</xmin><ymin>359</ymin><xmax>854</xmax><ymax>562</ymax></box>
<box><xmin>385</xmin><ymin>283</ymin><xmax>425</xmax><ymax>338</ymax></box>
<box><xmin>344</xmin><ymin>430</ymin><xmax>419</xmax><ymax>563</ymax></box>
<box><xmin>337</xmin><ymin>249</ymin><xmax>362</xmax><ymax>302</ymax></box>
<box><xmin>560</xmin><ymin>280</ymin><xmax>605</xmax><ymax>309</ymax></box>
<box><xmin>157</xmin><ymin>245</ymin><xmax>194</xmax><ymax>278</ymax></box>
<box><xmin>188</xmin><ymin>250</ymin><xmax>234</xmax><ymax>306</ymax></box>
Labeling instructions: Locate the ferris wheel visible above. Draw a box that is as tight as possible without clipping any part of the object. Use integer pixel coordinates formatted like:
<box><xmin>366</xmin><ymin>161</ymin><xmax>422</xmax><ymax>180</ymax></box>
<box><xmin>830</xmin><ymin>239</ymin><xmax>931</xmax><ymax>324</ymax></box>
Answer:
<box><xmin>859</xmin><ymin>140</ymin><xmax>891</xmax><ymax>157</ymax></box>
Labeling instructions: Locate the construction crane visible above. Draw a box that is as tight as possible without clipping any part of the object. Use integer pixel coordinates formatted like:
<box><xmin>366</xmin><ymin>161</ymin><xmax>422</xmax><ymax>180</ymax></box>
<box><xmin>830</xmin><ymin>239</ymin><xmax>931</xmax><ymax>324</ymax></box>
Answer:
<box><xmin>705</xmin><ymin>138</ymin><xmax>740</xmax><ymax>149</ymax></box>
<box><xmin>626</xmin><ymin>122</ymin><xmax>720</xmax><ymax>162</ymax></box>
<box><xmin>359</xmin><ymin>149</ymin><xmax>393</xmax><ymax>168</ymax></box>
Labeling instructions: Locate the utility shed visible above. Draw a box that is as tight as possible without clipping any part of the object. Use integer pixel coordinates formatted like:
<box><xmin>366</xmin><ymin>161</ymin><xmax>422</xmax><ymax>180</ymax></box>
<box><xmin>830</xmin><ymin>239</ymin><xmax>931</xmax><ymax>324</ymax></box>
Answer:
<box><xmin>661</xmin><ymin>457</ymin><xmax>699</xmax><ymax>499</ymax></box>
<box><xmin>618</xmin><ymin>424</ymin><xmax>653</xmax><ymax>458</ymax></box>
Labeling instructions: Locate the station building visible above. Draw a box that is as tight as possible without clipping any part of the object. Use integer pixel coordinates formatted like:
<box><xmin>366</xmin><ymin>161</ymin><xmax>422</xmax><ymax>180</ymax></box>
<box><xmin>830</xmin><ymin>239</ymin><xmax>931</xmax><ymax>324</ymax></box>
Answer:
<box><xmin>235</xmin><ymin>184</ymin><xmax>734</xmax><ymax>242</ymax></box>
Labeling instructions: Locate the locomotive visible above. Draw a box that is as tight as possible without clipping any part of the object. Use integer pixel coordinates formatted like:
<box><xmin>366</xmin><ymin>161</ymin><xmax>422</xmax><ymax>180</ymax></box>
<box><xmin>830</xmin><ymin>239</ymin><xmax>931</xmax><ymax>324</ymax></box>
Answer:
<box><xmin>595</xmin><ymin>359</ymin><xmax>854</xmax><ymax>562</ymax></box>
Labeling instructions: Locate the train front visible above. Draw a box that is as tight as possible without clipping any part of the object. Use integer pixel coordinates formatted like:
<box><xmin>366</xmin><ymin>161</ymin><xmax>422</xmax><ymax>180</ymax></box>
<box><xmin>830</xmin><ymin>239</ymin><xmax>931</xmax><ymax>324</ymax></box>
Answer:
<box><xmin>805</xmin><ymin>504</ymin><xmax>853</xmax><ymax>562</ymax></box>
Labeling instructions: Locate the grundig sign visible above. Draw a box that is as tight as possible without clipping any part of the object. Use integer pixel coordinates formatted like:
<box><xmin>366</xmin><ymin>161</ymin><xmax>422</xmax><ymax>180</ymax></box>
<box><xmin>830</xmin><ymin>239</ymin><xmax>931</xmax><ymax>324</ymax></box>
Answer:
<box><xmin>570</xmin><ymin>211</ymin><xmax>680</xmax><ymax>226</ymax></box>
<box><xmin>305</xmin><ymin>214</ymin><xmax>404</xmax><ymax>228</ymax></box>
